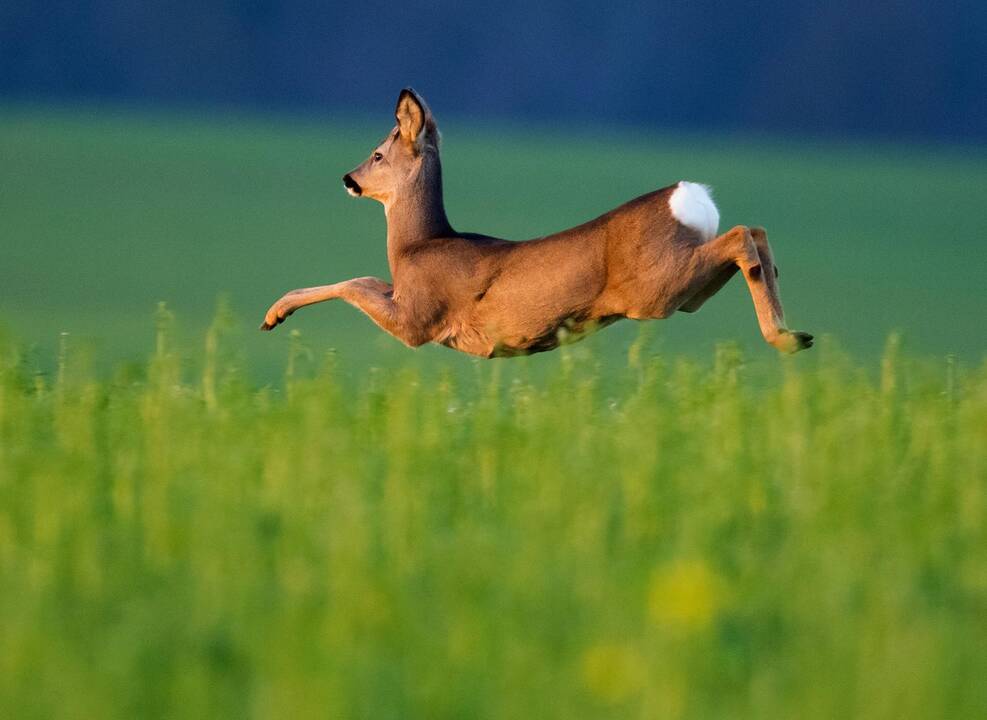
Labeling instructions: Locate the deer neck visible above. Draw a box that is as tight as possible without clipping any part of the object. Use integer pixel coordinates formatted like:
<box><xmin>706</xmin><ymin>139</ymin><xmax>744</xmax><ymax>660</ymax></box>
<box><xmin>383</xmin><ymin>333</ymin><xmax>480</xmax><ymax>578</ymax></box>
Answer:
<box><xmin>384</xmin><ymin>155</ymin><xmax>452</xmax><ymax>271</ymax></box>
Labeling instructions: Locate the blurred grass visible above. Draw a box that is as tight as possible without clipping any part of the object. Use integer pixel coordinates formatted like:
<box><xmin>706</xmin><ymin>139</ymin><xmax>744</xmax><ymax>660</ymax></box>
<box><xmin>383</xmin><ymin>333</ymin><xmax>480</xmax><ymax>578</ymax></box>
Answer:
<box><xmin>1</xmin><ymin>106</ymin><xmax>985</xmax><ymax>379</ymax></box>
<box><xmin>0</xmin><ymin>319</ymin><xmax>985</xmax><ymax>719</ymax></box>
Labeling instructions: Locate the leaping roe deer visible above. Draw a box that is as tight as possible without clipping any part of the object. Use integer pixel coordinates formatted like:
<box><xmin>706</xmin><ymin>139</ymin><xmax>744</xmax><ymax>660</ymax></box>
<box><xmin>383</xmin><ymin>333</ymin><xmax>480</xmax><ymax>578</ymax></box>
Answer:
<box><xmin>261</xmin><ymin>88</ymin><xmax>813</xmax><ymax>357</ymax></box>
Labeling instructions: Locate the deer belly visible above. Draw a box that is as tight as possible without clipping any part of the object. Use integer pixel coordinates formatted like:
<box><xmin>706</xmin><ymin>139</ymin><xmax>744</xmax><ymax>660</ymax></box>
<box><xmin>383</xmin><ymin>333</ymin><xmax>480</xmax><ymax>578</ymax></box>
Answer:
<box><xmin>490</xmin><ymin>315</ymin><xmax>619</xmax><ymax>357</ymax></box>
<box><xmin>435</xmin><ymin>320</ymin><xmax>497</xmax><ymax>357</ymax></box>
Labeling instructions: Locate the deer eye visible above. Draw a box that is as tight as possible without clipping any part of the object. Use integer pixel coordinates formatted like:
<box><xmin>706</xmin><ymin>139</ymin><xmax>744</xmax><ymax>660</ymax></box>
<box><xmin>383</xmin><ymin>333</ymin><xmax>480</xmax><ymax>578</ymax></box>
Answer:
<box><xmin>372</xmin><ymin>152</ymin><xmax>383</xmax><ymax>162</ymax></box>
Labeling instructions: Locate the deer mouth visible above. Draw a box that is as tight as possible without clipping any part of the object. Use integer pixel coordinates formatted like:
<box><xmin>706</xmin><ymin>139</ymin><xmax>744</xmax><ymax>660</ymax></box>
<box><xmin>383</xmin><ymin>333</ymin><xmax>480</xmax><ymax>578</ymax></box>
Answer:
<box><xmin>342</xmin><ymin>174</ymin><xmax>362</xmax><ymax>197</ymax></box>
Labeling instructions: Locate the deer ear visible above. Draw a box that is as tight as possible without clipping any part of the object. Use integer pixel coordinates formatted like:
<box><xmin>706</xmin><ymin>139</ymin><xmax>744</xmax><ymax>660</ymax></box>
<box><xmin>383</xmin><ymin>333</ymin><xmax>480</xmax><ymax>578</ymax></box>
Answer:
<box><xmin>395</xmin><ymin>88</ymin><xmax>430</xmax><ymax>146</ymax></box>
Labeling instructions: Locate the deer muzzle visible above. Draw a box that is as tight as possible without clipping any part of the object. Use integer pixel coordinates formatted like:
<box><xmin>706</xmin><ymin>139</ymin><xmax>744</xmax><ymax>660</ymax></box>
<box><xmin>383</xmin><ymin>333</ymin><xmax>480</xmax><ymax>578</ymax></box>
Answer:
<box><xmin>342</xmin><ymin>174</ymin><xmax>362</xmax><ymax>197</ymax></box>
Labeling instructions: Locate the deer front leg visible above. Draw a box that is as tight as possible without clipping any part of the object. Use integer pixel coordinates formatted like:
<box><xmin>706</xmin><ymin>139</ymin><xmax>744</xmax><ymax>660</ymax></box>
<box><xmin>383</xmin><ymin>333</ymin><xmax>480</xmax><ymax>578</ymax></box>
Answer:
<box><xmin>701</xmin><ymin>226</ymin><xmax>812</xmax><ymax>353</ymax></box>
<box><xmin>335</xmin><ymin>278</ymin><xmax>433</xmax><ymax>347</ymax></box>
<box><xmin>261</xmin><ymin>282</ymin><xmax>348</xmax><ymax>330</ymax></box>
<box><xmin>261</xmin><ymin>277</ymin><xmax>430</xmax><ymax>348</ymax></box>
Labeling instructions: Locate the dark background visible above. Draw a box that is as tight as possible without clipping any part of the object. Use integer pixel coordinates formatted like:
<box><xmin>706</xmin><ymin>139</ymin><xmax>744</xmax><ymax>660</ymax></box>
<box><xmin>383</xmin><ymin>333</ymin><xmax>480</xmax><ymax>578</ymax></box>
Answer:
<box><xmin>3</xmin><ymin>1</ymin><xmax>985</xmax><ymax>141</ymax></box>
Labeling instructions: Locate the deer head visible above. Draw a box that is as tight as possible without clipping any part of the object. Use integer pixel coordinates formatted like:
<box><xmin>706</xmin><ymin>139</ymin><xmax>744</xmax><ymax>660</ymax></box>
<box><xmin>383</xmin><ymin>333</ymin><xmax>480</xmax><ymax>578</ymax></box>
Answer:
<box><xmin>342</xmin><ymin>88</ymin><xmax>441</xmax><ymax>206</ymax></box>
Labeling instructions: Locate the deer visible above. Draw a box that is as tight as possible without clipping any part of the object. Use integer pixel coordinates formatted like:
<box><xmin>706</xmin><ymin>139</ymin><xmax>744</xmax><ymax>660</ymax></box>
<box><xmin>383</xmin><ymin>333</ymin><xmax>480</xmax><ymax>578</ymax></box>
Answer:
<box><xmin>261</xmin><ymin>88</ymin><xmax>813</xmax><ymax>358</ymax></box>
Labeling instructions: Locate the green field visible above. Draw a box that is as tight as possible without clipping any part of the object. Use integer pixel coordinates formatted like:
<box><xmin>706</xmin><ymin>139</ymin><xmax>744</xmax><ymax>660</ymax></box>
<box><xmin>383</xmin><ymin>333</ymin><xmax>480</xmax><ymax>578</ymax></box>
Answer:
<box><xmin>2</xmin><ymin>107</ymin><xmax>986</xmax><ymax>372</ymax></box>
<box><xmin>1</xmin><ymin>109</ymin><xmax>986</xmax><ymax>718</ymax></box>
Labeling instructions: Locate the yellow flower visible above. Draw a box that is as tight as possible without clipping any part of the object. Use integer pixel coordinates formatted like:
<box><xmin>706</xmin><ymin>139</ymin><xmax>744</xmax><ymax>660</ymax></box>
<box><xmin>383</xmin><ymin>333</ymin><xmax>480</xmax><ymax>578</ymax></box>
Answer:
<box><xmin>648</xmin><ymin>559</ymin><xmax>722</xmax><ymax>631</ymax></box>
<box><xmin>580</xmin><ymin>643</ymin><xmax>645</xmax><ymax>704</ymax></box>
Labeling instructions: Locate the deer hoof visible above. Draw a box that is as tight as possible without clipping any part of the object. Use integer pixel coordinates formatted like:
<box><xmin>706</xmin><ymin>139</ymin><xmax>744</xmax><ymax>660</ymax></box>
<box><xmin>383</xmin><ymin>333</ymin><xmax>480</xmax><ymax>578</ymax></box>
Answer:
<box><xmin>772</xmin><ymin>330</ymin><xmax>813</xmax><ymax>353</ymax></box>
<box><xmin>260</xmin><ymin>303</ymin><xmax>291</xmax><ymax>331</ymax></box>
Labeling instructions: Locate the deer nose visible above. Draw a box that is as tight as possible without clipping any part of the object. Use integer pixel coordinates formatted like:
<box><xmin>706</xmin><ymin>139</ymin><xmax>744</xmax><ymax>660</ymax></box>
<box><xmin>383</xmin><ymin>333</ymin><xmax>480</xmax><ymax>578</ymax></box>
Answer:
<box><xmin>342</xmin><ymin>174</ymin><xmax>362</xmax><ymax>196</ymax></box>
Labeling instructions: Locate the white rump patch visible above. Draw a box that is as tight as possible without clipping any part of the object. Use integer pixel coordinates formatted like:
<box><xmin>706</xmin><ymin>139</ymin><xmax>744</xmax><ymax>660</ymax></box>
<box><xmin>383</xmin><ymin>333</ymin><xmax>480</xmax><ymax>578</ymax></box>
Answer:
<box><xmin>668</xmin><ymin>181</ymin><xmax>720</xmax><ymax>241</ymax></box>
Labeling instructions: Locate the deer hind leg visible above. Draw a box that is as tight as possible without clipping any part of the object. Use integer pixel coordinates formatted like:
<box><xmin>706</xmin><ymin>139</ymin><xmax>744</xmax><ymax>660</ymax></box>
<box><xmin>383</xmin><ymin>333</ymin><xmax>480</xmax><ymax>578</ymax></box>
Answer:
<box><xmin>679</xmin><ymin>227</ymin><xmax>785</xmax><ymax>314</ymax></box>
<box><xmin>701</xmin><ymin>225</ymin><xmax>812</xmax><ymax>353</ymax></box>
<box><xmin>678</xmin><ymin>226</ymin><xmax>779</xmax><ymax>314</ymax></box>
<box><xmin>678</xmin><ymin>264</ymin><xmax>738</xmax><ymax>313</ymax></box>
<box><xmin>748</xmin><ymin>226</ymin><xmax>786</xmax><ymax>324</ymax></box>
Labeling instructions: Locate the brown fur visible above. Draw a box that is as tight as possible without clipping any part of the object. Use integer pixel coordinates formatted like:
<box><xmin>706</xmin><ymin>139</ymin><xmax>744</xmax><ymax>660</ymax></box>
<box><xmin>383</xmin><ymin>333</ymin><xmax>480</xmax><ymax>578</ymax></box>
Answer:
<box><xmin>261</xmin><ymin>89</ymin><xmax>812</xmax><ymax>357</ymax></box>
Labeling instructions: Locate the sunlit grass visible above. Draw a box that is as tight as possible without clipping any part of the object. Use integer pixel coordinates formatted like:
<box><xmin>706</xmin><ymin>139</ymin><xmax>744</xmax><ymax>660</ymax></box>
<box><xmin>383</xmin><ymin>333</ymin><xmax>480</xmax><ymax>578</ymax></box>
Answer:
<box><xmin>0</xmin><ymin>310</ymin><xmax>984</xmax><ymax>719</ymax></box>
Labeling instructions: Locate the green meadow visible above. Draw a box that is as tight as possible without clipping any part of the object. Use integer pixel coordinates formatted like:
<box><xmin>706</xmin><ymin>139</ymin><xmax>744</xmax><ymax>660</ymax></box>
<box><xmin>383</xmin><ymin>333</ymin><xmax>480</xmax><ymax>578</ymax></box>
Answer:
<box><xmin>2</xmin><ymin>107</ymin><xmax>985</xmax><ymax>370</ymax></box>
<box><xmin>1</xmin><ymin>109</ymin><xmax>986</xmax><ymax>718</ymax></box>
